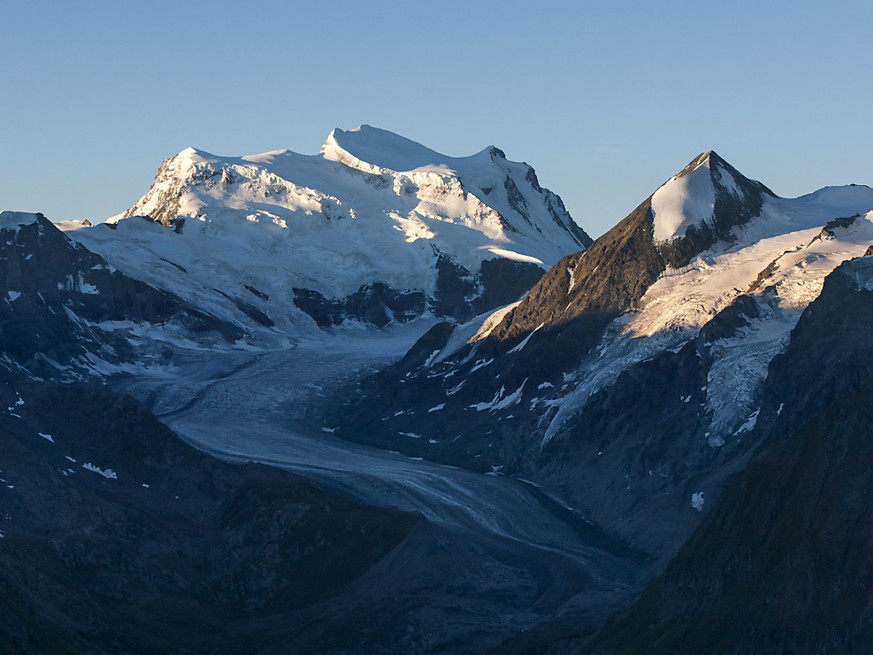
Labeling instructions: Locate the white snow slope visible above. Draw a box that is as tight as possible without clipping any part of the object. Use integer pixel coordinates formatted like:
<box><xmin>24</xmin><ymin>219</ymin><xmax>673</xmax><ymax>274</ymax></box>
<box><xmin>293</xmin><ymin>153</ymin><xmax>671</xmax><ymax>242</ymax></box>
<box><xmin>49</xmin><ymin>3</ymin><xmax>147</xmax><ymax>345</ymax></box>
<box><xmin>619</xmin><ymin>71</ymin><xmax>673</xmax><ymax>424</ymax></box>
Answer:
<box><xmin>64</xmin><ymin>126</ymin><xmax>588</xmax><ymax>337</ymax></box>
<box><xmin>651</xmin><ymin>152</ymin><xmax>721</xmax><ymax>242</ymax></box>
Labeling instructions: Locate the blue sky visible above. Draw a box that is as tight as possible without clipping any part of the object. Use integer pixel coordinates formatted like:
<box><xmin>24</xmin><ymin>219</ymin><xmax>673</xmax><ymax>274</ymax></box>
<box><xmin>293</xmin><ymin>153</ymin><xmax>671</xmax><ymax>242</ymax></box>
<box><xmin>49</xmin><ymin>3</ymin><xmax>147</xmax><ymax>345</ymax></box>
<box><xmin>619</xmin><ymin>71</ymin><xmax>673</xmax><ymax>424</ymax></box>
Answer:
<box><xmin>2</xmin><ymin>0</ymin><xmax>871</xmax><ymax>236</ymax></box>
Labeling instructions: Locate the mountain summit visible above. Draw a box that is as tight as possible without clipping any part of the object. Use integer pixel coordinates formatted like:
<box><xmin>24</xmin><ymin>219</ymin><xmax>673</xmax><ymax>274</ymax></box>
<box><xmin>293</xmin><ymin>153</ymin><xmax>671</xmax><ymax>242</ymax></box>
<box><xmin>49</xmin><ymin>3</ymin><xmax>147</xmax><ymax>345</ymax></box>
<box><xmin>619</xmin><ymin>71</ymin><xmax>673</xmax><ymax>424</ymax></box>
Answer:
<box><xmin>651</xmin><ymin>150</ymin><xmax>774</xmax><ymax>267</ymax></box>
<box><xmin>69</xmin><ymin>126</ymin><xmax>591</xmax><ymax>334</ymax></box>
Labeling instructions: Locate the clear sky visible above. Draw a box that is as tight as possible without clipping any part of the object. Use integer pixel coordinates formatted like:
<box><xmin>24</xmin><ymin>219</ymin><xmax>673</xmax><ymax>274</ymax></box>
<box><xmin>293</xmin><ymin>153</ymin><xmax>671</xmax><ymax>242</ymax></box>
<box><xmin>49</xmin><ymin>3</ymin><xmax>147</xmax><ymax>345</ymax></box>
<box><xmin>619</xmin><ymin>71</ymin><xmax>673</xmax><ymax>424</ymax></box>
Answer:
<box><xmin>2</xmin><ymin>0</ymin><xmax>871</xmax><ymax>237</ymax></box>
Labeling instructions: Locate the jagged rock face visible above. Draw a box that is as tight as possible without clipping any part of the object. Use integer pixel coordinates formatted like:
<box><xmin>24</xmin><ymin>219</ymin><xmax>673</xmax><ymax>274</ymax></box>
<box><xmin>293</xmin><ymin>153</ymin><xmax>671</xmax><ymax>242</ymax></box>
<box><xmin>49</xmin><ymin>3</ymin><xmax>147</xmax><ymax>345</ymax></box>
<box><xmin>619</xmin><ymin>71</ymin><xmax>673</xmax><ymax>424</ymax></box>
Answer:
<box><xmin>0</xmin><ymin>373</ymin><xmax>417</xmax><ymax>655</ymax></box>
<box><xmin>292</xmin><ymin>283</ymin><xmax>428</xmax><ymax>328</ymax></box>
<box><xmin>290</xmin><ymin>257</ymin><xmax>545</xmax><ymax>328</ymax></box>
<box><xmin>0</xmin><ymin>212</ymin><xmax>239</xmax><ymax>378</ymax></box>
<box><xmin>587</xmin><ymin>258</ymin><xmax>873</xmax><ymax>654</ymax></box>
<box><xmin>332</xmin><ymin>155</ymin><xmax>873</xmax><ymax>558</ymax></box>
<box><xmin>68</xmin><ymin>126</ymin><xmax>591</xmax><ymax>333</ymax></box>
<box><xmin>489</xmin><ymin>197</ymin><xmax>663</xmax><ymax>362</ymax></box>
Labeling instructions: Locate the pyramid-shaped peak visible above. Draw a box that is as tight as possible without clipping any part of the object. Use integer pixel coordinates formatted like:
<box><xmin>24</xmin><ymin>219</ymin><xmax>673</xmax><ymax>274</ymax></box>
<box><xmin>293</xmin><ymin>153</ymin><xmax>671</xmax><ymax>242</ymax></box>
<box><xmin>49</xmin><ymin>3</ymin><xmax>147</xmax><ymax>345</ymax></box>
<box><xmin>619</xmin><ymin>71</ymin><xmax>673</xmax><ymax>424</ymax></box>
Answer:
<box><xmin>676</xmin><ymin>150</ymin><xmax>729</xmax><ymax>177</ymax></box>
<box><xmin>673</xmin><ymin>150</ymin><xmax>772</xmax><ymax>196</ymax></box>
<box><xmin>652</xmin><ymin>150</ymin><xmax>775</xmax><ymax>245</ymax></box>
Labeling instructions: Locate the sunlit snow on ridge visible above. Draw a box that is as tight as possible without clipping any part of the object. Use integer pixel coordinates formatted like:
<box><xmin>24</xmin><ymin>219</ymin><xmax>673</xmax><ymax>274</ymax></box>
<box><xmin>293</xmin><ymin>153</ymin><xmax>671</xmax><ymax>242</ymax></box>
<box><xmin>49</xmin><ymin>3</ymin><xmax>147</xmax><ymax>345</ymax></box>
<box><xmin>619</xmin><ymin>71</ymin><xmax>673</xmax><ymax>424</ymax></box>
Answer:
<box><xmin>542</xmin><ymin>187</ymin><xmax>873</xmax><ymax>447</ymax></box>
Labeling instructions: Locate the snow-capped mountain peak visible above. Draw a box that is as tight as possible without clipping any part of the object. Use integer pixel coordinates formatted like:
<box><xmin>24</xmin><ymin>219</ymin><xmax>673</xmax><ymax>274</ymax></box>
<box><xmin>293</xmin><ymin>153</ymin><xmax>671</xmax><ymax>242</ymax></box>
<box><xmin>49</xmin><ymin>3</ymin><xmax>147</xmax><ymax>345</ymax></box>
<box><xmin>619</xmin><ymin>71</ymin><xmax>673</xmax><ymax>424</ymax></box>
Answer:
<box><xmin>317</xmin><ymin>124</ymin><xmax>589</xmax><ymax>244</ymax></box>
<box><xmin>67</xmin><ymin>127</ymin><xmax>591</xmax><ymax>335</ymax></box>
<box><xmin>651</xmin><ymin>150</ymin><xmax>774</xmax><ymax>242</ymax></box>
<box><xmin>651</xmin><ymin>150</ymin><xmax>775</xmax><ymax>268</ymax></box>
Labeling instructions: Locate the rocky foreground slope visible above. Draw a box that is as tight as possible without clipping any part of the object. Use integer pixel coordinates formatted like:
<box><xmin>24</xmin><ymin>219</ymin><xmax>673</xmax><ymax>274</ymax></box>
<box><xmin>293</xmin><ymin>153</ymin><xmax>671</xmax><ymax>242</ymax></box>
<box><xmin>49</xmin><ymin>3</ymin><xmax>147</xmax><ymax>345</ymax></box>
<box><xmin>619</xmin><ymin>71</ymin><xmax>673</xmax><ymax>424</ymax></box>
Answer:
<box><xmin>0</xmin><ymin>373</ymin><xmax>419</xmax><ymax>654</ymax></box>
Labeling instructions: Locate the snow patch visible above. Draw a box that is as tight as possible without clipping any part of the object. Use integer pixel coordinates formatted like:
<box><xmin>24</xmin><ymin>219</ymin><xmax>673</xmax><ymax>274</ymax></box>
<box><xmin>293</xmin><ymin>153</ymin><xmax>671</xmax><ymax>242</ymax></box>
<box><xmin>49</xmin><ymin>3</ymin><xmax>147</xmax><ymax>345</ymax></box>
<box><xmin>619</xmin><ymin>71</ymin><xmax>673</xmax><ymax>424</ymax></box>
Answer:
<box><xmin>446</xmin><ymin>380</ymin><xmax>466</xmax><ymax>396</ymax></box>
<box><xmin>471</xmin><ymin>379</ymin><xmax>527</xmax><ymax>412</ymax></box>
<box><xmin>733</xmin><ymin>409</ymin><xmax>760</xmax><ymax>435</ymax></box>
<box><xmin>82</xmin><ymin>463</ymin><xmax>117</xmax><ymax>479</ymax></box>
<box><xmin>469</xmin><ymin>301</ymin><xmax>522</xmax><ymax>344</ymax></box>
<box><xmin>508</xmin><ymin>322</ymin><xmax>544</xmax><ymax>354</ymax></box>
<box><xmin>424</xmin><ymin>349</ymin><xmax>442</xmax><ymax>367</ymax></box>
<box><xmin>485</xmin><ymin>248</ymin><xmax>544</xmax><ymax>265</ymax></box>
<box><xmin>76</xmin><ymin>272</ymin><xmax>99</xmax><ymax>295</ymax></box>
<box><xmin>469</xmin><ymin>358</ymin><xmax>493</xmax><ymax>373</ymax></box>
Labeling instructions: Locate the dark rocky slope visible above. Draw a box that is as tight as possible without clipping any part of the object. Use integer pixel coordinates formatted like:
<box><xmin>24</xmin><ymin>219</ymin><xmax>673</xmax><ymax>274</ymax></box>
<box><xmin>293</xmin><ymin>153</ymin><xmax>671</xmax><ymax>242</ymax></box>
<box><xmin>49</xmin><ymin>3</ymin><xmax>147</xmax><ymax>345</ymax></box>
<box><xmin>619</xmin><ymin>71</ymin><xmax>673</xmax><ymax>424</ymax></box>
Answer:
<box><xmin>0</xmin><ymin>212</ymin><xmax>239</xmax><ymax>378</ymax></box>
<box><xmin>584</xmin><ymin>256</ymin><xmax>873</xmax><ymax>654</ymax></box>
<box><xmin>292</xmin><ymin>255</ymin><xmax>546</xmax><ymax>328</ymax></box>
<box><xmin>0</xmin><ymin>211</ymin><xmax>632</xmax><ymax>654</ymax></box>
<box><xmin>0</xmin><ymin>374</ymin><xmax>417</xmax><ymax>654</ymax></box>
<box><xmin>0</xmin><ymin>371</ymin><xmax>642</xmax><ymax>655</ymax></box>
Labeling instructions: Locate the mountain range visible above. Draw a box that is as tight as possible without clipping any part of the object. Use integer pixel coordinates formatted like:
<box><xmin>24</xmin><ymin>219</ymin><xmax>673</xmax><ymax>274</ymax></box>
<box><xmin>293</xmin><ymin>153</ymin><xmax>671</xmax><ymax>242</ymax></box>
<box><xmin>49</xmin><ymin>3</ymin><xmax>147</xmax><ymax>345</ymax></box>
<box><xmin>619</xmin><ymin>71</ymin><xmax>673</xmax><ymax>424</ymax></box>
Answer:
<box><xmin>2</xmin><ymin>126</ymin><xmax>873</xmax><ymax>653</ymax></box>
